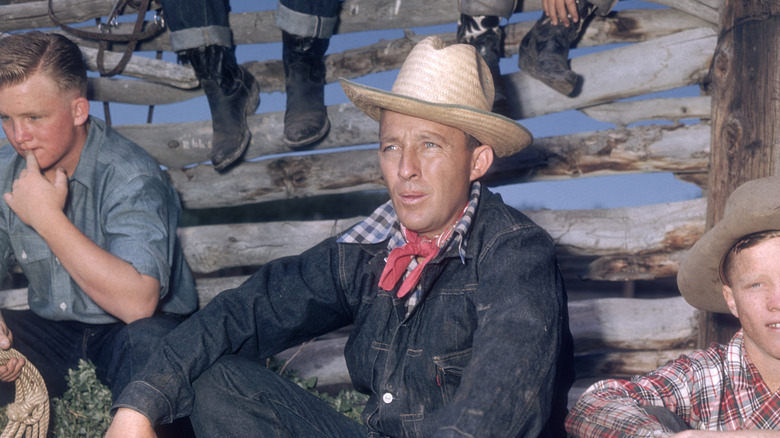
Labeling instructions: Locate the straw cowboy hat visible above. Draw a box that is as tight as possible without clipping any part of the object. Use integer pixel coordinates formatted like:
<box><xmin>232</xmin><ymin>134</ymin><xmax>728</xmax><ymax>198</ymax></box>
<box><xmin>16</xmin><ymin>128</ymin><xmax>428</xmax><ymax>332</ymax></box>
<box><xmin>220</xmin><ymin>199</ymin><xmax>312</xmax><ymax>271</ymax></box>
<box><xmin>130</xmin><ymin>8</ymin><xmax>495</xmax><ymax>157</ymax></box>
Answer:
<box><xmin>339</xmin><ymin>36</ymin><xmax>532</xmax><ymax>157</ymax></box>
<box><xmin>677</xmin><ymin>175</ymin><xmax>780</xmax><ymax>313</ymax></box>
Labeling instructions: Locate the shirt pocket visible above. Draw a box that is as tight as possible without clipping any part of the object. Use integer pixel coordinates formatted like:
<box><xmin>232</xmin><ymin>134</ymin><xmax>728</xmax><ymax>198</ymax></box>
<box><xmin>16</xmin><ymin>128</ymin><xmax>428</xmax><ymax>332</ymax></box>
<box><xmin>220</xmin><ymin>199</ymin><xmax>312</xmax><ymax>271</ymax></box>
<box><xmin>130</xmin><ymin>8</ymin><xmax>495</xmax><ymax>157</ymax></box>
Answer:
<box><xmin>433</xmin><ymin>347</ymin><xmax>472</xmax><ymax>404</ymax></box>
<box><xmin>10</xmin><ymin>232</ymin><xmax>51</xmax><ymax>267</ymax></box>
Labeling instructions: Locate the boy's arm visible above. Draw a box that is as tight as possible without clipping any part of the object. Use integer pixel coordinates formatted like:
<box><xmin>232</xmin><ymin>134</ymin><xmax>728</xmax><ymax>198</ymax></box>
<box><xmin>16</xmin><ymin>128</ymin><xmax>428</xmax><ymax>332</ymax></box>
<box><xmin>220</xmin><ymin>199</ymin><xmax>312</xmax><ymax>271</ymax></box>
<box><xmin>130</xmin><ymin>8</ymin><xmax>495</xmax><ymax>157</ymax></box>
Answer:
<box><xmin>3</xmin><ymin>153</ymin><xmax>159</xmax><ymax>324</ymax></box>
<box><xmin>105</xmin><ymin>408</ymin><xmax>157</xmax><ymax>438</ymax></box>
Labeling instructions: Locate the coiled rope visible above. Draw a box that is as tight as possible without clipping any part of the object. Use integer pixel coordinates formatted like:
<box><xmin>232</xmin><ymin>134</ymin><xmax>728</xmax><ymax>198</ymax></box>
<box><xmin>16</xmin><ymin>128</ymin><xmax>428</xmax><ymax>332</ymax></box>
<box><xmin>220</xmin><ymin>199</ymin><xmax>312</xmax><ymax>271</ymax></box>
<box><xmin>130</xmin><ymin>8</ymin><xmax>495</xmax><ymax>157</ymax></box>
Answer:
<box><xmin>0</xmin><ymin>349</ymin><xmax>49</xmax><ymax>438</ymax></box>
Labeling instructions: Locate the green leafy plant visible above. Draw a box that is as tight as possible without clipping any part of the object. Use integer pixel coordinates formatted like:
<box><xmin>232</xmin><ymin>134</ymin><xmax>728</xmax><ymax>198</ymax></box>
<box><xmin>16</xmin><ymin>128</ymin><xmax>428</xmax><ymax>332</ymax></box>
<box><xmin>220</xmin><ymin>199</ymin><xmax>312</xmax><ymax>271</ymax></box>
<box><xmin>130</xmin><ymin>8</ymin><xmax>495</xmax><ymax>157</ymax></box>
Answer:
<box><xmin>50</xmin><ymin>359</ymin><xmax>113</xmax><ymax>438</ymax></box>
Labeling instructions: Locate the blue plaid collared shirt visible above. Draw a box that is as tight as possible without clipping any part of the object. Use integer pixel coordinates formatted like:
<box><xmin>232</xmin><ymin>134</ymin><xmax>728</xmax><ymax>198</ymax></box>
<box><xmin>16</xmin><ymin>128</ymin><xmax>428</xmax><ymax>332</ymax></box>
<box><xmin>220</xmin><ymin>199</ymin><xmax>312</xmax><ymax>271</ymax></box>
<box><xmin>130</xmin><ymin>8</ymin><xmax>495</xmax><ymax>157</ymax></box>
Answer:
<box><xmin>338</xmin><ymin>182</ymin><xmax>481</xmax><ymax>310</ymax></box>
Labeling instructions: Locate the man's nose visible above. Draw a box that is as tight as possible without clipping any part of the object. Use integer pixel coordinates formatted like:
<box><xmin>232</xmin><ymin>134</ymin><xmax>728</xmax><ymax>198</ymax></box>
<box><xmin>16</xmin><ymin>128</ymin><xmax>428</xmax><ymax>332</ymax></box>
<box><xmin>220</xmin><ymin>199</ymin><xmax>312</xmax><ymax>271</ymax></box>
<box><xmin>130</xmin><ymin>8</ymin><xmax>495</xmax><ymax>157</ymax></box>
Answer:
<box><xmin>398</xmin><ymin>148</ymin><xmax>420</xmax><ymax>180</ymax></box>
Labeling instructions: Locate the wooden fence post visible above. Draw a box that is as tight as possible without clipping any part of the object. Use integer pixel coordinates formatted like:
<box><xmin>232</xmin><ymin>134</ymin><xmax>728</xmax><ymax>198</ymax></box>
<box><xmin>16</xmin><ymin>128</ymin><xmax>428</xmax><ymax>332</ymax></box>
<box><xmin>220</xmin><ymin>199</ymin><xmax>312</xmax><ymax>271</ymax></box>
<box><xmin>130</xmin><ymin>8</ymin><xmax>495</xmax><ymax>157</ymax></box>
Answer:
<box><xmin>704</xmin><ymin>0</ymin><xmax>780</xmax><ymax>345</ymax></box>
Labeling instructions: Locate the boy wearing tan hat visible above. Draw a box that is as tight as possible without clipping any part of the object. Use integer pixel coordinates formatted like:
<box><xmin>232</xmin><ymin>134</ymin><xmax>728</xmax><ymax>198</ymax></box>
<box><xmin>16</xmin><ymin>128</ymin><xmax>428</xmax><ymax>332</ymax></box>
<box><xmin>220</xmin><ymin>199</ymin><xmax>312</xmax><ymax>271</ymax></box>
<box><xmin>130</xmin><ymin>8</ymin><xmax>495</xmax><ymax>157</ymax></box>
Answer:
<box><xmin>566</xmin><ymin>175</ymin><xmax>780</xmax><ymax>437</ymax></box>
<box><xmin>106</xmin><ymin>36</ymin><xmax>574</xmax><ymax>437</ymax></box>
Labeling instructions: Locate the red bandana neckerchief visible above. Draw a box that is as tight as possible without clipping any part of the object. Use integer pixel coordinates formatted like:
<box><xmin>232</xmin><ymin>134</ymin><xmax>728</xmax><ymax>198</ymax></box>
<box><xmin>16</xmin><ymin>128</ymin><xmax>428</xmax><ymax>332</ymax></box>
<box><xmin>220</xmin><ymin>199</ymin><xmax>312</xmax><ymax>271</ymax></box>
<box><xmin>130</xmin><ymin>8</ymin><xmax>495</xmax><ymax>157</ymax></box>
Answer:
<box><xmin>378</xmin><ymin>207</ymin><xmax>466</xmax><ymax>298</ymax></box>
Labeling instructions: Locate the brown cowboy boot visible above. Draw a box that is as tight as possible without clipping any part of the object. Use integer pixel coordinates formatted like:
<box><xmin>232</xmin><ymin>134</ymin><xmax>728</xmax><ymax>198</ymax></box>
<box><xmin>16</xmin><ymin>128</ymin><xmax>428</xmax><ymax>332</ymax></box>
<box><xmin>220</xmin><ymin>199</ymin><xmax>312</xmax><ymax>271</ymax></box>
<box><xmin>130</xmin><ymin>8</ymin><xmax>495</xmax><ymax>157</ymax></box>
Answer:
<box><xmin>282</xmin><ymin>31</ymin><xmax>330</xmax><ymax>149</ymax></box>
<box><xmin>185</xmin><ymin>45</ymin><xmax>260</xmax><ymax>171</ymax></box>
<box><xmin>457</xmin><ymin>14</ymin><xmax>510</xmax><ymax>116</ymax></box>
<box><xmin>517</xmin><ymin>0</ymin><xmax>596</xmax><ymax>96</ymax></box>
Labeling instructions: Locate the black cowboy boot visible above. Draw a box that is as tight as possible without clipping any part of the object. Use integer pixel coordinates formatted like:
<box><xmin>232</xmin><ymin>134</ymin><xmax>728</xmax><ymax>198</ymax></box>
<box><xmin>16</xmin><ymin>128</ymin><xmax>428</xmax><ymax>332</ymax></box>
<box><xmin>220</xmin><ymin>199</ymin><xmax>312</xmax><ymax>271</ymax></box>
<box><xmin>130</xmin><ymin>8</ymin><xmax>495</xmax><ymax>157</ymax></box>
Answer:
<box><xmin>457</xmin><ymin>14</ymin><xmax>510</xmax><ymax>117</ymax></box>
<box><xmin>282</xmin><ymin>31</ymin><xmax>330</xmax><ymax>149</ymax></box>
<box><xmin>184</xmin><ymin>45</ymin><xmax>260</xmax><ymax>171</ymax></box>
<box><xmin>517</xmin><ymin>0</ymin><xmax>595</xmax><ymax>96</ymax></box>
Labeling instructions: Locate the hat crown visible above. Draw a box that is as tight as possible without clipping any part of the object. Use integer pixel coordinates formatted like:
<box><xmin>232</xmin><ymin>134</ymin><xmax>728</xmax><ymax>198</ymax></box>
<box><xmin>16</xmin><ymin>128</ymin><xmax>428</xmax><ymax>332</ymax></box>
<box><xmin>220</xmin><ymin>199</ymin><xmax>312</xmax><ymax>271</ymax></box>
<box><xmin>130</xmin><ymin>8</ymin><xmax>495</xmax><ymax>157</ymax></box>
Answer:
<box><xmin>390</xmin><ymin>37</ymin><xmax>495</xmax><ymax>112</ymax></box>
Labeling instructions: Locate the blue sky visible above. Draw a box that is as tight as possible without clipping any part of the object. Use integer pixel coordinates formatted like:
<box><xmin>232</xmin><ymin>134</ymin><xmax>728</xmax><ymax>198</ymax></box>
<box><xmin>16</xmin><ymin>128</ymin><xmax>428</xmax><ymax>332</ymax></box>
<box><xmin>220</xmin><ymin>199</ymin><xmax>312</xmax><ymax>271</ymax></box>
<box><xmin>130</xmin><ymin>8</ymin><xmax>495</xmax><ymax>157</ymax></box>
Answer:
<box><xmin>84</xmin><ymin>0</ymin><xmax>703</xmax><ymax>211</ymax></box>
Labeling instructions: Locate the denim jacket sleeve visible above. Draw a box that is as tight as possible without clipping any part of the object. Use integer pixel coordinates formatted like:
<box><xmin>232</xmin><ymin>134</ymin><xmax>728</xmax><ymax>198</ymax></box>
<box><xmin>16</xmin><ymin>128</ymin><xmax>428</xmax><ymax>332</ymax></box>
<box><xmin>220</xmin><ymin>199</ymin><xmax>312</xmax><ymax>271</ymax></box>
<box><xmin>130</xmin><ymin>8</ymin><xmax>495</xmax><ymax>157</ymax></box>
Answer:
<box><xmin>112</xmin><ymin>236</ymin><xmax>355</xmax><ymax>425</ymax></box>
<box><xmin>433</xmin><ymin>214</ymin><xmax>573</xmax><ymax>437</ymax></box>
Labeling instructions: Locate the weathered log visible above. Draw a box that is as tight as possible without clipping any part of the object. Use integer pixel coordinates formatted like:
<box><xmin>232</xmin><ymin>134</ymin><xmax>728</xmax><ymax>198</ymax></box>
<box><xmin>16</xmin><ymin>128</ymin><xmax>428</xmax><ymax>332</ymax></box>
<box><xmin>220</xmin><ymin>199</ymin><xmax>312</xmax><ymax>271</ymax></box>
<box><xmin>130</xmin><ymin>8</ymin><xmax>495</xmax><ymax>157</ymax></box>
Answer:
<box><xmin>575</xmin><ymin>250</ymin><xmax>689</xmax><ymax>282</ymax></box>
<box><xmin>573</xmin><ymin>348</ymin><xmax>693</xmax><ymax>379</ymax></box>
<box><xmin>0</xmin><ymin>287</ymin><xmax>27</xmax><ymax>310</ymax></box>
<box><xmin>160</xmin><ymin>123</ymin><xmax>709</xmax><ymax>209</ymax></box>
<box><xmin>647</xmin><ymin>0</ymin><xmax>720</xmax><ymax>25</ymax></box>
<box><xmin>80</xmin><ymin>46</ymin><xmax>198</xmax><ymax>89</ymax></box>
<box><xmin>177</xmin><ymin>198</ymin><xmax>704</xmax><ymax>274</ymax></box>
<box><xmin>569</xmin><ymin>296</ymin><xmax>700</xmax><ymax>351</ymax></box>
<box><xmin>525</xmin><ymin>198</ymin><xmax>706</xmax><ymax>257</ymax></box>
<box><xmin>504</xmin><ymin>27</ymin><xmax>716</xmax><ymax>120</ymax></box>
<box><xmin>178</xmin><ymin>217</ymin><xmax>363</xmax><ymax>274</ymax></box>
<box><xmin>580</xmin><ymin>96</ymin><xmax>712</xmax><ymax>127</ymax></box>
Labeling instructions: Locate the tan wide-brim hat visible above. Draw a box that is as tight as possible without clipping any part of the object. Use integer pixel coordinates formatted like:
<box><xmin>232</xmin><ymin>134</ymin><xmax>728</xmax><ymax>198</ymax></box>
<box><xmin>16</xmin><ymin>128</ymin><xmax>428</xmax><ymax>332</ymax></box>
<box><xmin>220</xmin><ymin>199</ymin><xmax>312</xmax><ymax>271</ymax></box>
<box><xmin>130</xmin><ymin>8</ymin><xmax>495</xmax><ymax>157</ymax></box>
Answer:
<box><xmin>339</xmin><ymin>36</ymin><xmax>532</xmax><ymax>157</ymax></box>
<box><xmin>677</xmin><ymin>175</ymin><xmax>780</xmax><ymax>313</ymax></box>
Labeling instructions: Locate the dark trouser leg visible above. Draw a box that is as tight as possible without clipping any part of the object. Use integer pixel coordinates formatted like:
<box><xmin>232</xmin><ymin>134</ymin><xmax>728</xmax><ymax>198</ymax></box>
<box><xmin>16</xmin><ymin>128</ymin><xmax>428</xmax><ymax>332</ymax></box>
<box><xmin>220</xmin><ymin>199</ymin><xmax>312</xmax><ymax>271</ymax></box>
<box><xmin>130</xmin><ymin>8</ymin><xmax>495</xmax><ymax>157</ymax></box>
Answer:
<box><xmin>90</xmin><ymin>314</ymin><xmax>194</xmax><ymax>437</ymax></box>
<box><xmin>87</xmin><ymin>314</ymin><xmax>184</xmax><ymax>401</ymax></box>
<box><xmin>190</xmin><ymin>354</ymin><xmax>364</xmax><ymax>438</ymax></box>
<box><xmin>0</xmin><ymin>310</ymin><xmax>84</xmax><ymax>404</ymax></box>
<box><xmin>457</xmin><ymin>13</ymin><xmax>509</xmax><ymax>116</ymax></box>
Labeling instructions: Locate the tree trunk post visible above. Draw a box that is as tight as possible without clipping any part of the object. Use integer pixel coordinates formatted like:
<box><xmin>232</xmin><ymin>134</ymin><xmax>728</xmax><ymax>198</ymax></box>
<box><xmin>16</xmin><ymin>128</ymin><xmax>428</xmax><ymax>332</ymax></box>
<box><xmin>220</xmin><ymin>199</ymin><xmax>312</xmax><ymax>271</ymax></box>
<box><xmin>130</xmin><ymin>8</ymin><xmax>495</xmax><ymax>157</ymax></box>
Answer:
<box><xmin>704</xmin><ymin>0</ymin><xmax>780</xmax><ymax>345</ymax></box>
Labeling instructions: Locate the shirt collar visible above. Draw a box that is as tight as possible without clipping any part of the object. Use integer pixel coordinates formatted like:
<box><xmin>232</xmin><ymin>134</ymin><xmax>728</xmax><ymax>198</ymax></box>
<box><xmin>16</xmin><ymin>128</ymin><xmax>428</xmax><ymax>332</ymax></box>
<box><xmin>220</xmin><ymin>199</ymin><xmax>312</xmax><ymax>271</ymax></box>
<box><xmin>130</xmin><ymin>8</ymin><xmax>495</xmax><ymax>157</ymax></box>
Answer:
<box><xmin>338</xmin><ymin>181</ymin><xmax>481</xmax><ymax>263</ymax></box>
<box><xmin>69</xmin><ymin>116</ymin><xmax>101</xmax><ymax>189</ymax></box>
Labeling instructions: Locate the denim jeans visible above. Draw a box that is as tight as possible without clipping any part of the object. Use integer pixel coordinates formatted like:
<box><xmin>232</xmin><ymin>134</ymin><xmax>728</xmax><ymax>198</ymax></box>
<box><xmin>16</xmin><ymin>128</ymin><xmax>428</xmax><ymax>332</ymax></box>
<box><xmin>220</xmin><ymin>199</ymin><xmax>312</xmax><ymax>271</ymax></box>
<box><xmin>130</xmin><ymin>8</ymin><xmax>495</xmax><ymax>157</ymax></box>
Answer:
<box><xmin>458</xmin><ymin>0</ymin><xmax>519</xmax><ymax>18</ymax></box>
<box><xmin>0</xmin><ymin>309</ymin><xmax>183</xmax><ymax>405</ymax></box>
<box><xmin>189</xmin><ymin>354</ymin><xmax>364</xmax><ymax>437</ymax></box>
<box><xmin>160</xmin><ymin>0</ymin><xmax>341</xmax><ymax>51</ymax></box>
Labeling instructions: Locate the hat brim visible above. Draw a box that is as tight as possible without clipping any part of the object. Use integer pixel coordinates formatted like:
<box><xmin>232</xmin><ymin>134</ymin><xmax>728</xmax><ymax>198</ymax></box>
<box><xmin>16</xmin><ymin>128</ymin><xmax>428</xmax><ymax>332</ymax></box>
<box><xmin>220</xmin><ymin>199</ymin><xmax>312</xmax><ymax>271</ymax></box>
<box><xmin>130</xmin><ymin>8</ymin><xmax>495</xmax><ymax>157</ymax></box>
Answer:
<box><xmin>340</xmin><ymin>78</ymin><xmax>532</xmax><ymax>157</ymax></box>
<box><xmin>677</xmin><ymin>177</ymin><xmax>780</xmax><ymax>313</ymax></box>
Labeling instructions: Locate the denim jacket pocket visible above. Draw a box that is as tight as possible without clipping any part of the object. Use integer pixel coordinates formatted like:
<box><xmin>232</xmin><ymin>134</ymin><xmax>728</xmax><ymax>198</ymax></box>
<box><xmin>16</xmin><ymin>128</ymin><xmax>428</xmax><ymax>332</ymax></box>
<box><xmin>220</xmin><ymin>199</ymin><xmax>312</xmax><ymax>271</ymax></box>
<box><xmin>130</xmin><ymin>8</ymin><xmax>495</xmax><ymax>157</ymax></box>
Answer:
<box><xmin>432</xmin><ymin>347</ymin><xmax>472</xmax><ymax>404</ymax></box>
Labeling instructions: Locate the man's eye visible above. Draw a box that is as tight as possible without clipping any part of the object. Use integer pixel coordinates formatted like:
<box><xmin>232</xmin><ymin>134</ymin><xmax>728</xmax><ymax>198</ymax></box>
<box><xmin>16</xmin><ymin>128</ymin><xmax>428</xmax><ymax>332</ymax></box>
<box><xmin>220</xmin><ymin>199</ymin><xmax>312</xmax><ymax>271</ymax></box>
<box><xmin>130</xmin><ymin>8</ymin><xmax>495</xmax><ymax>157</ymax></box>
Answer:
<box><xmin>425</xmin><ymin>142</ymin><xmax>438</xmax><ymax>148</ymax></box>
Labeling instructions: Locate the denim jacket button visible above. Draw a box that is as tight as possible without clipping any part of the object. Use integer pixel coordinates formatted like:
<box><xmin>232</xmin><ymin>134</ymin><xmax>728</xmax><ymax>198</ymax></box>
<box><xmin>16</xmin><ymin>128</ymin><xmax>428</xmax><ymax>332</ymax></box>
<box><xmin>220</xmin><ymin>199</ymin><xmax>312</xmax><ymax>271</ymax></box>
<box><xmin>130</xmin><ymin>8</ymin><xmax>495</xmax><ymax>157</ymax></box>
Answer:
<box><xmin>382</xmin><ymin>392</ymin><xmax>393</xmax><ymax>404</ymax></box>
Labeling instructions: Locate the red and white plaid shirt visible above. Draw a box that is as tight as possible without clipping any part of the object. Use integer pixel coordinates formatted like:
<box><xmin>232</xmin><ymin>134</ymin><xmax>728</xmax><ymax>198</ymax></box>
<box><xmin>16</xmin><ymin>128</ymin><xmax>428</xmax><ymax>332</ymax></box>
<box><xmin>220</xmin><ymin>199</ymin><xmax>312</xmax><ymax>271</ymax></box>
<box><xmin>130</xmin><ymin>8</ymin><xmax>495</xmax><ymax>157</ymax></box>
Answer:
<box><xmin>566</xmin><ymin>330</ymin><xmax>780</xmax><ymax>437</ymax></box>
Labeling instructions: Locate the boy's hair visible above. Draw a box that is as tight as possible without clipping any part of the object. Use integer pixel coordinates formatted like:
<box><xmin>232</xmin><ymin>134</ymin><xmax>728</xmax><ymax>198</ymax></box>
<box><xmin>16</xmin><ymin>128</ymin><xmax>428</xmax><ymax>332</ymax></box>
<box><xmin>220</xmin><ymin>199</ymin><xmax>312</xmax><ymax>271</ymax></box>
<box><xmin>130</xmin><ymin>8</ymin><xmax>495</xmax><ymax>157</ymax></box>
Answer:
<box><xmin>0</xmin><ymin>31</ymin><xmax>88</xmax><ymax>97</ymax></box>
<box><xmin>721</xmin><ymin>230</ymin><xmax>780</xmax><ymax>286</ymax></box>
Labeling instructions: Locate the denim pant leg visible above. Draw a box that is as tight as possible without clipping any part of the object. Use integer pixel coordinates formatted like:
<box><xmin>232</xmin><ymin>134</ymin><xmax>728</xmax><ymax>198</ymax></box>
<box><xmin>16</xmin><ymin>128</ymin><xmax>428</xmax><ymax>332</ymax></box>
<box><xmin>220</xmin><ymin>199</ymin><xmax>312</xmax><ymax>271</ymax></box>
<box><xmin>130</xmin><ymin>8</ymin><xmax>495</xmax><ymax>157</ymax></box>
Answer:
<box><xmin>458</xmin><ymin>0</ymin><xmax>518</xmax><ymax>18</ymax></box>
<box><xmin>276</xmin><ymin>0</ymin><xmax>341</xmax><ymax>39</ymax></box>
<box><xmin>190</xmin><ymin>354</ymin><xmax>365</xmax><ymax>438</ymax></box>
<box><xmin>160</xmin><ymin>0</ymin><xmax>232</xmax><ymax>52</ymax></box>
<box><xmin>87</xmin><ymin>314</ymin><xmax>184</xmax><ymax>402</ymax></box>
<box><xmin>0</xmin><ymin>309</ymin><xmax>85</xmax><ymax>404</ymax></box>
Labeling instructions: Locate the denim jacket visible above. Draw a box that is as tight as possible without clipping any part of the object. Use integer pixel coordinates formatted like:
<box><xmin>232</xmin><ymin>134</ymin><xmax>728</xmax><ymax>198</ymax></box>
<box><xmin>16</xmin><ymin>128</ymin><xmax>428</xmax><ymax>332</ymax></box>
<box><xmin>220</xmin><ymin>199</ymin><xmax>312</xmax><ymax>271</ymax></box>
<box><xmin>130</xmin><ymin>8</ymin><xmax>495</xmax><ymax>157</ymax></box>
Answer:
<box><xmin>115</xmin><ymin>186</ymin><xmax>573</xmax><ymax>437</ymax></box>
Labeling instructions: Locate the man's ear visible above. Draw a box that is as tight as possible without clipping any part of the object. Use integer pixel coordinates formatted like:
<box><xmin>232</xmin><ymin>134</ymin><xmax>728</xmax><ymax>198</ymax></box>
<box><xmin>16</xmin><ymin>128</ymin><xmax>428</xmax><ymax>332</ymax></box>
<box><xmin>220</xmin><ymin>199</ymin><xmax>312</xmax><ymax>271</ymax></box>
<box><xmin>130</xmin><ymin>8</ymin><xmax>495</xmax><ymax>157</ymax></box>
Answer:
<box><xmin>469</xmin><ymin>144</ymin><xmax>494</xmax><ymax>181</ymax></box>
<box><xmin>72</xmin><ymin>96</ymin><xmax>90</xmax><ymax>126</ymax></box>
<box><xmin>722</xmin><ymin>284</ymin><xmax>740</xmax><ymax>319</ymax></box>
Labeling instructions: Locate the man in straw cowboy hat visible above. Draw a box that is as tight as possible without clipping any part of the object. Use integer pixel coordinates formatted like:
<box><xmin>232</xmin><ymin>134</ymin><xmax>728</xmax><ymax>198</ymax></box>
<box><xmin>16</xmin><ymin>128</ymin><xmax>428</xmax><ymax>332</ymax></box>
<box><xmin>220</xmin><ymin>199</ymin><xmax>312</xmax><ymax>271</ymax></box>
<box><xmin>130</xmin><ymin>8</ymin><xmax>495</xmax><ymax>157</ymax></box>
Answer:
<box><xmin>566</xmin><ymin>175</ymin><xmax>780</xmax><ymax>437</ymax></box>
<box><xmin>106</xmin><ymin>35</ymin><xmax>574</xmax><ymax>438</ymax></box>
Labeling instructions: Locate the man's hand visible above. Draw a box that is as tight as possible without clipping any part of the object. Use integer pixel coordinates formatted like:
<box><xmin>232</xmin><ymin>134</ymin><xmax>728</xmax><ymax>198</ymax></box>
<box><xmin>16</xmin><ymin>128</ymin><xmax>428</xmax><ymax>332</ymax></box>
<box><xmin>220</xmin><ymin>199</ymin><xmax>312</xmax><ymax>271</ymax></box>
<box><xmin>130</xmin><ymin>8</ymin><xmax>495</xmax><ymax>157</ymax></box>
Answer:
<box><xmin>105</xmin><ymin>408</ymin><xmax>157</xmax><ymax>438</ymax></box>
<box><xmin>543</xmin><ymin>0</ymin><xmax>580</xmax><ymax>26</ymax></box>
<box><xmin>3</xmin><ymin>151</ymin><xmax>68</xmax><ymax>231</ymax></box>
<box><xmin>0</xmin><ymin>318</ymin><xmax>23</xmax><ymax>383</ymax></box>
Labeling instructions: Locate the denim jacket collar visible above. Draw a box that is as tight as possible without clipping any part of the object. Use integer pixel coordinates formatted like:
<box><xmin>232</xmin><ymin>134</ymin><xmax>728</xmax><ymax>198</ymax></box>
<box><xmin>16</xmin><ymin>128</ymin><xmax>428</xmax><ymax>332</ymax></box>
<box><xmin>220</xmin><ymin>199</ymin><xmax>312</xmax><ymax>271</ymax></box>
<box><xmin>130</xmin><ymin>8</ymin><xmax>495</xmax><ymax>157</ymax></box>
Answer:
<box><xmin>337</xmin><ymin>181</ymin><xmax>481</xmax><ymax>264</ymax></box>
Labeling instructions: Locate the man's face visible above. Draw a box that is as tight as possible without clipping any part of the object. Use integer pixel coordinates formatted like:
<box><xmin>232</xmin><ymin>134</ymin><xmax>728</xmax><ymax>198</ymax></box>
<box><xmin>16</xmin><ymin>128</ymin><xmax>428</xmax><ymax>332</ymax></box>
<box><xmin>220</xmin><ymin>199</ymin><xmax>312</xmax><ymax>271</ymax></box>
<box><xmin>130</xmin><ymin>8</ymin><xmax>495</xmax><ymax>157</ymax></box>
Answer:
<box><xmin>723</xmin><ymin>236</ymin><xmax>780</xmax><ymax>371</ymax></box>
<box><xmin>378</xmin><ymin>111</ymin><xmax>491</xmax><ymax>238</ymax></box>
<box><xmin>0</xmin><ymin>71</ymin><xmax>88</xmax><ymax>179</ymax></box>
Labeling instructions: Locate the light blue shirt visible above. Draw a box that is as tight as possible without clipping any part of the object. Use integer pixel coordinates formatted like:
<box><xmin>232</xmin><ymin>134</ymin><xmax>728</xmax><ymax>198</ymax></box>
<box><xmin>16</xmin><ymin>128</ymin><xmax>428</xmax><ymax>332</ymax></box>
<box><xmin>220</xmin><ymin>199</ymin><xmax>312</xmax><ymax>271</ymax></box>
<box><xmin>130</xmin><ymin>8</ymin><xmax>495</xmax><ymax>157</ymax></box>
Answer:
<box><xmin>0</xmin><ymin>117</ymin><xmax>197</xmax><ymax>324</ymax></box>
